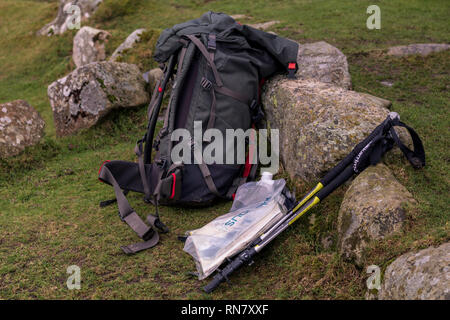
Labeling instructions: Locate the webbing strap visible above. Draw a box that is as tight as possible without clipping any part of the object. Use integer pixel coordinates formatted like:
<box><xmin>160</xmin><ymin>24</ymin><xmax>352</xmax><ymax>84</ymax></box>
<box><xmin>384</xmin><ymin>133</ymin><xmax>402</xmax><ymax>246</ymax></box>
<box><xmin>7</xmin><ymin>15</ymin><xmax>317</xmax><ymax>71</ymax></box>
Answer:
<box><xmin>390</xmin><ymin>121</ymin><xmax>426</xmax><ymax>168</ymax></box>
<box><xmin>177</xmin><ymin>46</ymin><xmax>188</xmax><ymax>79</ymax></box>
<box><xmin>99</xmin><ymin>165</ymin><xmax>160</xmax><ymax>254</ymax></box>
<box><xmin>352</xmin><ymin>115</ymin><xmax>426</xmax><ymax>173</ymax></box>
<box><xmin>121</xmin><ymin>214</ymin><xmax>160</xmax><ymax>254</ymax></box>
<box><xmin>152</xmin><ymin>168</ymin><xmax>165</xmax><ymax>202</ymax></box>
<box><xmin>208</xmin><ymin>33</ymin><xmax>216</xmax><ymax>74</ymax></box>
<box><xmin>123</xmin><ymin>212</ymin><xmax>152</xmax><ymax>239</ymax></box>
<box><xmin>186</xmin><ymin>34</ymin><xmax>223</xmax><ymax>87</ymax></box>
<box><xmin>192</xmin><ymin>143</ymin><xmax>221</xmax><ymax>197</ymax></box>
<box><xmin>200</xmin><ymin>81</ymin><xmax>249</xmax><ymax>130</ymax></box>
<box><xmin>190</xmin><ymin>34</ymin><xmax>250</xmax><ymax>131</ymax></box>
<box><xmin>154</xmin><ymin>101</ymin><xmax>171</xmax><ymax>147</ymax></box>
<box><xmin>214</xmin><ymin>85</ymin><xmax>249</xmax><ymax>104</ymax></box>
<box><xmin>207</xmin><ymin>88</ymin><xmax>217</xmax><ymax>130</ymax></box>
<box><xmin>135</xmin><ymin>141</ymin><xmax>151</xmax><ymax>201</ymax></box>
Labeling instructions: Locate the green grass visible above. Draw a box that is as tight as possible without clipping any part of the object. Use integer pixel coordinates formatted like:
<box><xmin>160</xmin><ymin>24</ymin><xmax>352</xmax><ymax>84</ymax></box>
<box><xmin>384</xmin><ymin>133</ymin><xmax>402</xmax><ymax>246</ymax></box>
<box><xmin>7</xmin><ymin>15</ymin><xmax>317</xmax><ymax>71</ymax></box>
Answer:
<box><xmin>0</xmin><ymin>0</ymin><xmax>449</xmax><ymax>299</ymax></box>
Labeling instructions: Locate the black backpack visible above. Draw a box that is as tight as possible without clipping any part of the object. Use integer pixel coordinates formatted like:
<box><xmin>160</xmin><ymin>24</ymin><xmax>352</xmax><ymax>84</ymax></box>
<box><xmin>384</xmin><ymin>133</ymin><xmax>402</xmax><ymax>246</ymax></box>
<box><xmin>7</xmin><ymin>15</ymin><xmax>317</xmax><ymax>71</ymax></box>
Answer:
<box><xmin>98</xmin><ymin>12</ymin><xmax>299</xmax><ymax>254</ymax></box>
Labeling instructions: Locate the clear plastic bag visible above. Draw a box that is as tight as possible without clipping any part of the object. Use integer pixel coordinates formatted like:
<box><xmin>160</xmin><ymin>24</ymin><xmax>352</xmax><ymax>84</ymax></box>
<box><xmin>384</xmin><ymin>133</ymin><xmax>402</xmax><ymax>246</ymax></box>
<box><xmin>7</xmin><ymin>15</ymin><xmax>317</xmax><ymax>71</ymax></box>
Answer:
<box><xmin>183</xmin><ymin>177</ymin><xmax>289</xmax><ymax>280</ymax></box>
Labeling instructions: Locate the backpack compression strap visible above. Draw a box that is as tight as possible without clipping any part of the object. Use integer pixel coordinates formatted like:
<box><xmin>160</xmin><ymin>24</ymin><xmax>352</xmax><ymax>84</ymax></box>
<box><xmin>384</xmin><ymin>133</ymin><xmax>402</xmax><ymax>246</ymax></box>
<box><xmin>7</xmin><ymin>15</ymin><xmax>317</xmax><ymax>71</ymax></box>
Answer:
<box><xmin>186</xmin><ymin>34</ymin><xmax>253</xmax><ymax>198</ymax></box>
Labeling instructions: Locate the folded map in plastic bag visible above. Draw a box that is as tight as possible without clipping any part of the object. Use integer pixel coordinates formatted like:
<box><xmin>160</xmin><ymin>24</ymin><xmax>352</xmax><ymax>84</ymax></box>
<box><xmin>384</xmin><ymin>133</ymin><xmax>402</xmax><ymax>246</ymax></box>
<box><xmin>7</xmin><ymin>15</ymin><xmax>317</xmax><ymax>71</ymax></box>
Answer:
<box><xmin>184</xmin><ymin>178</ymin><xmax>289</xmax><ymax>280</ymax></box>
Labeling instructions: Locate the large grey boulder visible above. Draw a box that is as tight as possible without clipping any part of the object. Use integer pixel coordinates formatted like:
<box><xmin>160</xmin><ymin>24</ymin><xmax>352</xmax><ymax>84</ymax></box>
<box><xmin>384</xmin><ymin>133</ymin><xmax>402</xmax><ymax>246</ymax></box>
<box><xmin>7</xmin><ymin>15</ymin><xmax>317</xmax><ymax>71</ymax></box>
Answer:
<box><xmin>110</xmin><ymin>29</ymin><xmax>147</xmax><ymax>62</ymax></box>
<box><xmin>337</xmin><ymin>163</ymin><xmax>416</xmax><ymax>266</ymax></box>
<box><xmin>262</xmin><ymin>78</ymin><xmax>392</xmax><ymax>181</ymax></box>
<box><xmin>38</xmin><ymin>0</ymin><xmax>103</xmax><ymax>36</ymax></box>
<box><xmin>48</xmin><ymin>61</ymin><xmax>149</xmax><ymax>136</ymax></box>
<box><xmin>0</xmin><ymin>100</ymin><xmax>45</xmax><ymax>158</ymax></box>
<box><xmin>379</xmin><ymin>242</ymin><xmax>450</xmax><ymax>300</ymax></box>
<box><xmin>296</xmin><ymin>41</ymin><xmax>352</xmax><ymax>89</ymax></box>
<box><xmin>73</xmin><ymin>26</ymin><xmax>110</xmax><ymax>68</ymax></box>
<box><xmin>387</xmin><ymin>43</ymin><xmax>450</xmax><ymax>57</ymax></box>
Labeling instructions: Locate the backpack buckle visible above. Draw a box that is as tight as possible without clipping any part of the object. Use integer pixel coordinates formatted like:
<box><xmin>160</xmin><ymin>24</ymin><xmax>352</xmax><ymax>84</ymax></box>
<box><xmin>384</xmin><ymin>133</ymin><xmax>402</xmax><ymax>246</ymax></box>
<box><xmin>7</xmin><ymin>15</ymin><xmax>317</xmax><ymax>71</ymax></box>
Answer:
<box><xmin>287</xmin><ymin>62</ymin><xmax>297</xmax><ymax>79</ymax></box>
<box><xmin>155</xmin><ymin>158</ymin><xmax>167</xmax><ymax>169</ymax></box>
<box><xmin>250</xmin><ymin>99</ymin><xmax>258</xmax><ymax>110</ymax></box>
<box><xmin>201</xmin><ymin>77</ymin><xmax>213</xmax><ymax>90</ymax></box>
<box><xmin>288</xmin><ymin>62</ymin><xmax>298</xmax><ymax>79</ymax></box>
<box><xmin>208</xmin><ymin>34</ymin><xmax>216</xmax><ymax>51</ymax></box>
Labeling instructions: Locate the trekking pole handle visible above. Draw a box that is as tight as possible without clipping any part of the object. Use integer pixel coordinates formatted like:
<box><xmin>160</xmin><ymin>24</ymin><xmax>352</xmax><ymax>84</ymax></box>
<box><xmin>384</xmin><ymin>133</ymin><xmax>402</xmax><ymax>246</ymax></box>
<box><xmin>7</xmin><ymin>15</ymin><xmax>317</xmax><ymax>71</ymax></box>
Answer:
<box><xmin>320</xmin><ymin>114</ymin><xmax>393</xmax><ymax>186</ymax></box>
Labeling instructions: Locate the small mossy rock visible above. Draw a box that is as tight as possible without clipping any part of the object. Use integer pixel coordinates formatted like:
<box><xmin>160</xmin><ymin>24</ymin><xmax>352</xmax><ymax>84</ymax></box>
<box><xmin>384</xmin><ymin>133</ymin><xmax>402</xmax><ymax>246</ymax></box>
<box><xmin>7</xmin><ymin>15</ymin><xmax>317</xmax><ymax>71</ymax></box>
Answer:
<box><xmin>248</xmin><ymin>21</ymin><xmax>280</xmax><ymax>30</ymax></box>
<box><xmin>110</xmin><ymin>28</ymin><xmax>146</xmax><ymax>62</ymax></box>
<box><xmin>337</xmin><ymin>163</ymin><xmax>416</xmax><ymax>266</ymax></box>
<box><xmin>296</xmin><ymin>41</ymin><xmax>352</xmax><ymax>89</ymax></box>
<box><xmin>48</xmin><ymin>61</ymin><xmax>149</xmax><ymax>136</ymax></box>
<box><xmin>73</xmin><ymin>26</ymin><xmax>110</xmax><ymax>68</ymax></box>
<box><xmin>230</xmin><ymin>14</ymin><xmax>251</xmax><ymax>20</ymax></box>
<box><xmin>0</xmin><ymin>100</ymin><xmax>45</xmax><ymax>158</ymax></box>
<box><xmin>379</xmin><ymin>242</ymin><xmax>450</xmax><ymax>300</ymax></box>
<box><xmin>262</xmin><ymin>78</ymin><xmax>394</xmax><ymax>181</ymax></box>
<box><xmin>387</xmin><ymin>43</ymin><xmax>450</xmax><ymax>57</ymax></box>
<box><xmin>37</xmin><ymin>0</ymin><xmax>103</xmax><ymax>36</ymax></box>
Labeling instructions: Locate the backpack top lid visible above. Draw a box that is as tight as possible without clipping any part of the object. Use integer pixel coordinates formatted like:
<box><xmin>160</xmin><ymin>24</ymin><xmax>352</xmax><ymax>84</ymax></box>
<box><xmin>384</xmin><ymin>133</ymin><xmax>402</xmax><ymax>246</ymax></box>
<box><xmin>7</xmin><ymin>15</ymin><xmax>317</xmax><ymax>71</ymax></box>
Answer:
<box><xmin>153</xmin><ymin>11</ymin><xmax>299</xmax><ymax>78</ymax></box>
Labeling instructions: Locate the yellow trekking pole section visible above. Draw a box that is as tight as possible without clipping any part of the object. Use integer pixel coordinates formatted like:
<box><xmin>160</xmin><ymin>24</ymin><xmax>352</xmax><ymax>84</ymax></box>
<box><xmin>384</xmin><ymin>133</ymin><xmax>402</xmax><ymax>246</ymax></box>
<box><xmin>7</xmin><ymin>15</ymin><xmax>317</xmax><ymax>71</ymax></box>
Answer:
<box><xmin>288</xmin><ymin>196</ymin><xmax>320</xmax><ymax>225</ymax></box>
<box><xmin>291</xmin><ymin>182</ymin><xmax>323</xmax><ymax>214</ymax></box>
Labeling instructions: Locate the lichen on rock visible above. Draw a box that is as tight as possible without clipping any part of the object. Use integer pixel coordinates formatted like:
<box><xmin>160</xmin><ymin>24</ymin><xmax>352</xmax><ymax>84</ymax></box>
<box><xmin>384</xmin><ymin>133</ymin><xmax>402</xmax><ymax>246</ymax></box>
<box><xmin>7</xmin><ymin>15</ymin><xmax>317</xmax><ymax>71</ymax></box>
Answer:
<box><xmin>379</xmin><ymin>242</ymin><xmax>450</xmax><ymax>300</ymax></box>
<box><xmin>296</xmin><ymin>41</ymin><xmax>352</xmax><ymax>89</ymax></box>
<box><xmin>387</xmin><ymin>43</ymin><xmax>450</xmax><ymax>57</ymax></box>
<box><xmin>73</xmin><ymin>26</ymin><xmax>110</xmax><ymax>68</ymax></box>
<box><xmin>48</xmin><ymin>61</ymin><xmax>149</xmax><ymax>136</ymax></box>
<box><xmin>262</xmin><ymin>78</ymin><xmax>393</xmax><ymax>182</ymax></box>
<box><xmin>37</xmin><ymin>0</ymin><xmax>103</xmax><ymax>36</ymax></box>
<box><xmin>337</xmin><ymin>163</ymin><xmax>417</xmax><ymax>266</ymax></box>
<box><xmin>0</xmin><ymin>100</ymin><xmax>45</xmax><ymax>158</ymax></box>
<box><xmin>110</xmin><ymin>28</ymin><xmax>147</xmax><ymax>62</ymax></box>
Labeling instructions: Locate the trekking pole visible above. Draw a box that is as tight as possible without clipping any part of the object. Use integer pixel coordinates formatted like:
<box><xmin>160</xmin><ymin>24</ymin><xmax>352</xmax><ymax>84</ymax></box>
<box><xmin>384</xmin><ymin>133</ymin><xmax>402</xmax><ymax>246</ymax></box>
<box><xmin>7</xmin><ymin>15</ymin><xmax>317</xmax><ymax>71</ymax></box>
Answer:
<box><xmin>203</xmin><ymin>112</ymin><xmax>425</xmax><ymax>293</ymax></box>
<box><xmin>243</xmin><ymin>113</ymin><xmax>399</xmax><ymax>249</ymax></box>
<box><xmin>203</xmin><ymin>166</ymin><xmax>355</xmax><ymax>293</ymax></box>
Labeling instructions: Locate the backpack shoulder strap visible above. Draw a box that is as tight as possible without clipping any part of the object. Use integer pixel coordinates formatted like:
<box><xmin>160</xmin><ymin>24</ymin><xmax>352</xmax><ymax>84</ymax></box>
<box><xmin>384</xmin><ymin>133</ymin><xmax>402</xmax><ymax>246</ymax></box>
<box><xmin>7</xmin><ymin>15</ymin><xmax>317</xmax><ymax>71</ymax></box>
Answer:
<box><xmin>143</xmin><ymin>53</ymin><xmax>177</xmax><ymax>165</ymax></box>
<box><xmin>134</xmin><ymin>54</ymin><xmax>177</xmax><ymax>202</ymax></box>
